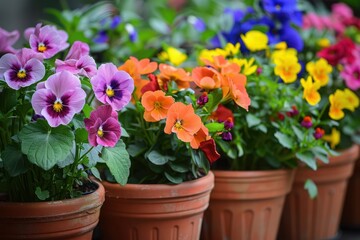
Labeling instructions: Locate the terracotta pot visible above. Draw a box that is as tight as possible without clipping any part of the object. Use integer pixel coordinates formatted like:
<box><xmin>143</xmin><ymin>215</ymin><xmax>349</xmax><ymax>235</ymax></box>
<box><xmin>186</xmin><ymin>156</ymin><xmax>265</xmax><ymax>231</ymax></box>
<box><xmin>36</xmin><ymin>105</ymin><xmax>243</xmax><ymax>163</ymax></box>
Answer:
<box><xmin>99</xmin><ymin>171</ymin><xmax>214</xmax><ymax>240</ymax></box>
<box><xmin>341</xmin><ymin>144</ymin><xmax>360</xmax><ymax>229</ymax></box>
<box><xmin>0</xmin><ymin>181</ymin><xmax>105</xmax><ymax>240</ymax></box>
<box><xmin>279</xmin><ymin>144</ymin><xmax>359</xmax><ymax>240</ymax></box>
<box><xmin>201</xmin><ymin>169</ymin><xmax>295</xmax><ymax>240</ymax></box>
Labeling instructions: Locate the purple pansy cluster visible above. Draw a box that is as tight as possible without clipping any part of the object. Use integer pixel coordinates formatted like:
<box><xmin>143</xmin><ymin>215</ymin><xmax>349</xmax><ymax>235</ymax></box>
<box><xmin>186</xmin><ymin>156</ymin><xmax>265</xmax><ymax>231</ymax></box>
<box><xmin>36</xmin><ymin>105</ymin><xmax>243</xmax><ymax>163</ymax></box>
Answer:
<box><xmin>0</xmin><ymin>23</ymin><xmax>134</xmax><ymax>148</ymax></box>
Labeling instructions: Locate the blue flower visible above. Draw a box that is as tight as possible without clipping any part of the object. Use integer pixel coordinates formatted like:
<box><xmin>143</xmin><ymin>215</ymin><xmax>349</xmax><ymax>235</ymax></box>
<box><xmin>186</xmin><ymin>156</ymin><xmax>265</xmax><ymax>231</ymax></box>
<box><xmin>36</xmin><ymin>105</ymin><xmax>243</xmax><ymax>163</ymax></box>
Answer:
<box><xmin>110</xmin><ymin>16</ymin><xmax>122</xmax><ymax>29</ymax></box>
<box><xmin>188</xmin><ymin>16</ymin><xmax>206</xmax><ymax>32</ymax></box>
<box><xmin>261</xmin><ymin>0</ymin><xmax>297</xmax><ymax>23</ymax></box>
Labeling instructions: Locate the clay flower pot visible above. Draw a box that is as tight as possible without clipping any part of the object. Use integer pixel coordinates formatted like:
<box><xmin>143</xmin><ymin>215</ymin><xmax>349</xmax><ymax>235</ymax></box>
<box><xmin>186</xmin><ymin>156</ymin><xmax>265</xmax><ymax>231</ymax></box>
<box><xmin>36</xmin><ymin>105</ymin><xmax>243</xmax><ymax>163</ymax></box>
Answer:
<box><xmin>279</xmin><ymin>144</ymin><xmax>359</xmax><ymax>240</ymax></box>
<box><xmin>0</xmin><ymin>181</ymin><xmax>105</xmax><ymax>240</ymax></box>
<box><xmin>201</xmin><ymin>169</ymin><xmax>295</xmax><ymax>240</ymax></box>
<box><xmin>341</xmin><ymin>144</ymin><xmax>360</xmax><ymax>229</ymax></box>
<box><xmin>99</xmin><ymin>171</ymin><xmax>214</xmax><ymax>240</ymax></box>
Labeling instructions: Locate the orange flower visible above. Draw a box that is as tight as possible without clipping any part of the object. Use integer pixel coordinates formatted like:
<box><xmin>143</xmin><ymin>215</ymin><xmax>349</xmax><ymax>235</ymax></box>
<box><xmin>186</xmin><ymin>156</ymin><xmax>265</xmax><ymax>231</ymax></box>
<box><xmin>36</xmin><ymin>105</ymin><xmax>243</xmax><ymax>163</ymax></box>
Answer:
<box><xmin>190</xmin><ymin>124</ymin><xmax>210</xmax><ymax>149</ymax></box>
<box><xmin>203</xmin><ymin>55</ymin><xmax>241</xmax><ymax>75</ymax></box>
<box><xmin>164</xmin><ymin>102</ymin><xmax>202</xmax><ymax>142</ymax></box>
<box><xmin>222</xmin><ymin>72</ymin><xmax>250</xmax><ymax>110</ymax></box>
<box><xmin>157</xmin><ymin>64</ymin><xmax>192</xmax><ymax>90</ymax></box>
<box><xmin>192</xmin><ymin>66</ymin><xmax>223</xmax><ymax>90</ymax></box>
<box><xmin>141</xmin><ymin>90</ymin><xmax>175</xmax><ymax>122</ymax></box>
<box><xmin>118</xmin><ymin>57</ymin><xmax>158</xmax><ymax>100</ymax></box>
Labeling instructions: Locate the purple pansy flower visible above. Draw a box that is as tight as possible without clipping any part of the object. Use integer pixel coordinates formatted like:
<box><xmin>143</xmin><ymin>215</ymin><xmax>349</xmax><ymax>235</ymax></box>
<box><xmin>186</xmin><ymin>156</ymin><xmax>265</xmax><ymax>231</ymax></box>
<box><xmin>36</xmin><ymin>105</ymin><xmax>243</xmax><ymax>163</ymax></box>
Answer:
<box><xmin>0</xmin><ymin>28</ymin><xmax>19</xmax><ymax>54</ymax></box>
<box><xmin>91</xmin><ymin>63</ymin><xmax>134</xmax><ymax>111</ymax></box>
<box><xmin>93</xmin><ymin>30</ymin><xmax>109</xmax><ymax>44</ymax></box>
<box><xmin>84</xmin><ymin>105</ymin><xmax>121</xmax><ymax>147</ymax></box>
<box><xmin>110</xmin><ymin>16</ymin><xmax>122</xmax><ymax>29</ymax></box>
<box><xmin>28</xmin><ymin>23</ymin><xmax>69</xmax><ymax>59</ymax></box>
<box><xmin>31</xmin><ymin>71</ymin><xmax>86</xmax><ymax>127</ymax></box>
<box><xmin>55</xmin><ymin>41</ymin><xmax>97</xmax><ymax>78</ymax></box>
<box><xmin>0</xmin><ymin>48</ymin><xmax>45</xmax><ymax>90</ymax></box>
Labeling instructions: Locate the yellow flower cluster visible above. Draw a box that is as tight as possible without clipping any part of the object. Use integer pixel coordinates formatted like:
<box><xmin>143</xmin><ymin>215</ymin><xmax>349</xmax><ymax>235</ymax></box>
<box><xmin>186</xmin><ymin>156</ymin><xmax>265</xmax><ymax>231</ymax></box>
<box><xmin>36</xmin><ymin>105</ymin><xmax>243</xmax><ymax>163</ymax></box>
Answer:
<box><xmin>158</xmin><ymin>47</ymin><xmax>187</xmax><ymax>66</ymax></box>
<box><xmin>198</xmin><ymin>43</ymin><xmax>257</xmax><ymax>76</ymax></box>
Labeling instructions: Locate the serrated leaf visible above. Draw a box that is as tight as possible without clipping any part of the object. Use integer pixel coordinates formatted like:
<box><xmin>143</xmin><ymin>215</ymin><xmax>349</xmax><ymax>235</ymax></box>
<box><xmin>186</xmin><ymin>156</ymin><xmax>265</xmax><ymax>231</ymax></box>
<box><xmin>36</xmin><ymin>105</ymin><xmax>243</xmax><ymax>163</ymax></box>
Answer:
<box><xmin>246</xmin><ymin>114</ymin><xmax>261</xmax><ymax>128</ymax></box>
<box><xmin>19</xmin><ymin>120</ymin><xmax>74</xmax><ymax>170</ymax></box>
<box><xmin>296</xmin><ymin>151</ymin><xmax>317</xmax><ymax>170</ymax></box>
<box><xmin>274</xmin><ymin>132</ymin><xmax>294</xmax><ymax>149</ymax></box>
<box><xmin>304</xmin><ymin>179</ymin><xmax>318</xmax><ymax>199</ymax></box>
<box><xmin>102</xmin><ymin>140</ymin><xmax>130</xmax><ymax>185</ymax></box>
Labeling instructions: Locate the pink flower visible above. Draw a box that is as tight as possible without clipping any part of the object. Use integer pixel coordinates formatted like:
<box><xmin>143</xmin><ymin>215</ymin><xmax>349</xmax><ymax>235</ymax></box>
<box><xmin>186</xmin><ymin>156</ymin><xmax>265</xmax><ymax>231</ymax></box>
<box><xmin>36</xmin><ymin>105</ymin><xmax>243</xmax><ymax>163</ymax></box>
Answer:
<box><xmin>0</xmin><ymin>28</ymin><xmax>19</xmax><ymax>54</ymax></box>
<box><xmin>0</xmin><ymin>48</ymin><xmax>45</xmax><ymax>90</ymax></box>
<box><xmin>84</xmin><ymin>105</ymin><xmax>121</xmax><ymax>147</ymax></box>
<box><xmin>28</xmin><ymin>23</ymin><xmax>69</xmax><ymax>59</ymax></box>
<box><xmin>55</xmin><ymin>41</ymin><xmax>97</xmax><ymax>78</ymax></box>
<box><xmin>332</xmin><ymin>3</ymin><xmax>353</xmax><ymax>23</ymax></box>
<box><xmin>340</xmin><ymin>62</ymin><xmax>360</xmax><ymax>91</ymax></box>
<box><xmin>31</xmin><ymin>71</ymin><xmax>86</xmax><ymax>127</ymax></box>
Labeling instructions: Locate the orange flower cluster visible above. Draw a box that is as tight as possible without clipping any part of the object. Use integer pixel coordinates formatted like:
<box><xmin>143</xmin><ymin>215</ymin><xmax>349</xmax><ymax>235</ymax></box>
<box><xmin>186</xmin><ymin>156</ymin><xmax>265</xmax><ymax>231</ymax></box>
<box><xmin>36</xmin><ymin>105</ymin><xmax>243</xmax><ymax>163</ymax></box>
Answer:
<box><xmin>118</xmin><ymin>56</ymin><xmax>251</xmax><ymax>163</ymax></box>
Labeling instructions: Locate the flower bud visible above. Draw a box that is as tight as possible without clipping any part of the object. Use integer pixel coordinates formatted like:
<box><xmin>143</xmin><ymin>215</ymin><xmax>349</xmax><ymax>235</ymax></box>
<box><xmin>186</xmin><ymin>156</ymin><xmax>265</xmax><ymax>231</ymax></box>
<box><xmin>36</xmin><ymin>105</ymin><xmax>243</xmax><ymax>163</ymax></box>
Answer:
<box><xmin>301</xmin><ymin>116</ymin><xmax>313</xmax><ymax>128</ymax></box>
<box><xmin>197</xmin><ymin>92</ymin><xmax>209</xmax><ymax>106</ymax></box>
<box><xmin>314</xmin><ymin>127</ymin><xmax>325</xmax><ymax>139</ymax></box>
<box><xmin>222</xmin><ymin>131</ymin><xmax>232</xmax><ymax>141</ymax></box>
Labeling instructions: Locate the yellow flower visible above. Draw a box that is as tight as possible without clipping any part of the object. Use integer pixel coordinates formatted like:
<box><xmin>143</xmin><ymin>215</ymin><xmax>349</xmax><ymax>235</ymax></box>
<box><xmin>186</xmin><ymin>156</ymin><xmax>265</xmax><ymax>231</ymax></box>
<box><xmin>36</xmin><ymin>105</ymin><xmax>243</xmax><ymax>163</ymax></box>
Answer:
<box><xmin>241</xmin><ymin>30</ymin><xmax>268</xmax><ymax>52</ymax></box>
<box><xmin>322</xmin><ymin>128</ymin><xmax>341</xmax><ymax>149</ymax></box>
<box><xmin>158</xmin><ymin>47</ymin><xmax>187</xmax><ymax>66</ymax></box>
<box><xmin>224</xmin><ymin>43</ymin><xmax>240</xmax><ymax>56</ymax></box>
<box><xmin>317</xmin><ymin>38</ymin><xmax>331</xmax><ymax>48</ymax></box>
<box><xmin>301</xmin><ymin>76</ymin><xmax>321</xmax><ymax>105</ymax></box>
<box><xmin>271</xmin><ymin>48</ymin><xmax>297</xmax><ymax>61</ymax></box>
<box><xmin>329</xmin><ymin>90</ymin><xmax>348</xmax><ymax>120</ymax></box>
<box><xmin>198</xmin><ymin>48</ymin><xmax>227</xmax><ymax>65</ymax></box>
<box><xmin>342</xmin><ymin>88</ymin><xmax>360</xmax><ymax>111</ymax></box>
<box><xmin>230</xmin><ymin>58</ymin><xmax>257</xmax><ymax>76</ymax></box>
<box><xmin>306</xmin><ymin>58</ymin><xmax>332</xmax><ymax>87</ymax></box>
<box><xmin>274</xmin><ymin>53</ymin><xmax>302</xmax><ymax>83</ymax></box>
<box><xmin>274</xmin><ymin>41</ymin><xmax>288</xmax><ymax>50</ymax></box>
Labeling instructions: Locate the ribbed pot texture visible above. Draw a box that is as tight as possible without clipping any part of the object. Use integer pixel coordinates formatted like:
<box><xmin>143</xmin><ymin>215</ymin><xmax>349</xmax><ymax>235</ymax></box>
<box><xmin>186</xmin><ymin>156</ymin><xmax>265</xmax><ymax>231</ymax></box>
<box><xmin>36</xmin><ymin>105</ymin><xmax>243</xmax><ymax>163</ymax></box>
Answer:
<box><xmin>201</xmin><ymin>169</ymin><xmax>295</xmax><ymax>240</ymax></box>
<box><xmin>279</xmin><ymin>144</ymin><xmax>359</xmax><ymax>240</ymax></box>
<box><xmin>0</xmin><ymin>181</ymin><xmax>105</xmax><ymax>240</ymax></box>
<box><xmin>99</xmin><ymin>171</ymin><xmax>214</xmax><ymax>240</ymax></box>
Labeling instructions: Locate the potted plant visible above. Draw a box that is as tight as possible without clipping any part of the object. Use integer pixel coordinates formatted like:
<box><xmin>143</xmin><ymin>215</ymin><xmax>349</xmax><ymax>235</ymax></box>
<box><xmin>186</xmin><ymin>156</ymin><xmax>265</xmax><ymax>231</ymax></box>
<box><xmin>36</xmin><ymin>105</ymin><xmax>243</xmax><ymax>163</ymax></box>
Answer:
<box><xmin>278</xmin><ymin>2</ymin><xmax>360</xmax><ymax>239</ymax></box>
<box><xmin>190</xmin><ymin>1</ymin><xmax>339</xmax><ymax>239</ymax></box>
<box><xmin>0</xmin><ymin>23</ymin><xmax>133</xmax><ymax>239</ymax></box>
<box><xmin>96</xmin><ymin>43</ymin><xmax>252</xmax><ymax>238</ymax></box>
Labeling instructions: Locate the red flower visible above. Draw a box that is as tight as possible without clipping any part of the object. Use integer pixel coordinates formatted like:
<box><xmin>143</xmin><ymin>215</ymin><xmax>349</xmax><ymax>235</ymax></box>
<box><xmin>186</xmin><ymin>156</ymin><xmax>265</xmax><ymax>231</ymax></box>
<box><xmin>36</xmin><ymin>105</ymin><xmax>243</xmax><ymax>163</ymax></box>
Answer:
<box><xmin>141</xmin><ymin>74</ymin><xmax>161</xmax><ymax>94</ymax></box>
<box><xmin>199</xmin><ymin>138</ymin><xmax>220</xmax><ymax>164</ymax></box>
<box><xmin>317</xmin><ymin>38</ymin><xmax>355</xmax><ymax>66</ymax></box>
<box><xmin>210</xmin><ymin>104</ymin><xmax>234</xmax><ymax>123</ymax></box>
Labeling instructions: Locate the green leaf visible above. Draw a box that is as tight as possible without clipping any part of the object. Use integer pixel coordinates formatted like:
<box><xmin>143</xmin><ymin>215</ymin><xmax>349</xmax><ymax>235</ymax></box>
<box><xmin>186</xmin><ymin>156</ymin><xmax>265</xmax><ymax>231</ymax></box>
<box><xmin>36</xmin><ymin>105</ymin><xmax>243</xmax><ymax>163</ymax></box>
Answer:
<box><xmin>205</xmin><ymin>88</ymin><xmax>223</xmax><ymax>113</ymax></box>
<box><xmin>82</xmin><ymin>104</ymin><xmax>93</xmax><ymax>118</ymax></box>
<box><xmin>246</xmin><ymin>114</ymin><xmax>261</xmax><ymax>128</ymax></box>
<box><xmin>164</xmin><ymin>171</ymin><xmax>183</xmax><ymax>184</ymax></box>
<box><xmin>149</xmin><ymin>18</ymin><xmax>169</xmax><ymax>34</ymax></box>
<box><xmin>147</xmin><ymin>150</ymin><xmax>174</xmax><ymax>165</ymax></box>
<box><xmin>296</xmin><ymin>151</ymin><xmax>317</xmax><ymax>170</ymax></box>
<box><xmin>205</xmin><ymin>122</ymin><xmax>224</xmax><ymax>132</ymax></box>
<box><xmin>101</xmin><ymin>140</ymin><xmax>130</xmax><ymax>185</ymax></box>
<box><xmin>2</xmin><ymin>145</ymin><xmax>29</xmax><ymax>176</ymax></box>
<box><xmin>35</xmin><ymin>187</ymin><xmax>50</xmax><ymax>201</ymax></box>
<box><xmin>274</xmin><ymin>132</ymin><xmax>294</xmax><ymax>149</ymax></box>
<box><xmin>304</xmin><ymin>179</ymin><xmax>318</xmax><ymax>199</ymax></box>
<box><xmin>18</xmin><ymin>120</ymin><xmax>74</xmax><ymax>170</ymax></box>
<box><xmin>291</xmin><ymin>125</ymin><xmax>304</xmax><ymax>141</ymax></box>
<box><xmin>121</xmin><ymin>127</ymin><xmax>129</xmax><ymax>137</ymax></box>
<box><xmin>75</xmin><ymin>128</ymin><xmax>88</xmax><ymax>143</ymax></box>
<box><xmin>90</xmin><ymin>167</ymin><xmax>102</xmax><ymax>181</ymax></box>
